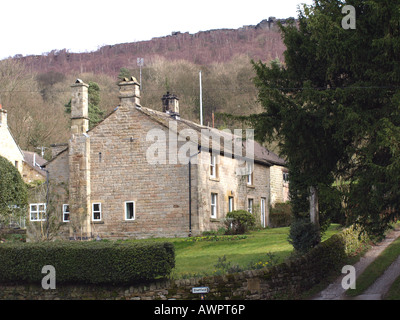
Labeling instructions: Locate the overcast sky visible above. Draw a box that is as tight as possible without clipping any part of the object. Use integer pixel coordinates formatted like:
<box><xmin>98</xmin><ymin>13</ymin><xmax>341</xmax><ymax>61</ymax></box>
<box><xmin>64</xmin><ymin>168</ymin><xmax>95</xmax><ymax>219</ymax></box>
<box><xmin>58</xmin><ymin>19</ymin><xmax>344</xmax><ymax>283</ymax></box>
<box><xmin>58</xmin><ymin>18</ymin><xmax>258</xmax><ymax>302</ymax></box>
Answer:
<box><xmin>0</xmin><ymin>0</ymin><xmax>314</xmax><ymax>60</ymax></box>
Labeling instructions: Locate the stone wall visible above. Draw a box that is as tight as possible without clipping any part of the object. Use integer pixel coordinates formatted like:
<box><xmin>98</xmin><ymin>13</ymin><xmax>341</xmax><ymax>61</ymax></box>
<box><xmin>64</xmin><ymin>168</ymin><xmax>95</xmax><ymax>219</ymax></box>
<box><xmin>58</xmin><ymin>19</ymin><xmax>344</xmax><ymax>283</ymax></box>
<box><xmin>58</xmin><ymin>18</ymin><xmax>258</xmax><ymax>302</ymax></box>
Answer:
<box><xmin>0</xmin><ymin>227</ymin><xmax>366</xmax><ymax>300</ymax></box>
<box><xmin>197</xmin><ymin>151</ymin><xmax>270</xmax><ymax>231</ymax></box>
<box><xmin>269</xmin><ymin>165</ymin><xmax>289</xmax><ymax>206</ymax></box>
<box><xmin>21</xmin><ymin>163</ymin><xmax>46</xmax><ymax>184</ymax></box>
<box><xmin>88</xmin><ymin>106</ymin><xmax>194</xmax><ymax>239</ymax></box>
<box><xmin>0</xmin><ymin>267</ymin><xmax>304</xmax><ymax>300</ymax></box>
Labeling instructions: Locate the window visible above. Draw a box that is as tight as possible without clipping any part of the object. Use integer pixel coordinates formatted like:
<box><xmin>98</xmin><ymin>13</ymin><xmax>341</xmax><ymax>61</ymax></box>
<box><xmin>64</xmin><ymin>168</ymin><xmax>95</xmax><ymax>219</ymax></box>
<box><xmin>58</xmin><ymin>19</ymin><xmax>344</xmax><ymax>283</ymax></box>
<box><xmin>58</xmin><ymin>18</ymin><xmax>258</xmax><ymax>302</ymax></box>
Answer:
<box><xmin>246</xmin><ymin>162</ymin><xmax>253</xmax><ymax>185</ymax></box>
<box><xmin>211</xmin><ymin>193</ymin><xmax>218</xmax><ymax>218</ymax></box>
<box><xmin>228</xmin><ymin>196</ymin><xmax>234</xmax><ymax>212</ymax></box>
<box><xmin>247</xmin><ymin>198</ymin><xmax>254</xmax><ymax>214</ymax></box>
<box><xmin>63</xmin><ymin>204</ymin><xmax>70</xmax><ymax>222</ymax></box>
<box><xmin>283</xmin><ymin>172</ymin><xmax>289</xmax><ymax>183</ymax></box>
<box><xmin>92</xmin><ymin>203</ymin><xmax>102</xmax><ymax>221</ymax></box>
<box><xmin>30</xmin><ymin>203</ymin><xmax>46</xmax><ymax>221</ymax></box>
<box><xmin>125</xmin><ymin>201</ymin><xmax>135</xmax><ymax>220</ymax></box>
<box><xmin>210</xmin><ymin>153</ymin><xmax>217</xmax><ymax>178</ymax></box>
<box><xmin>14</xmin><ymin>161</ymin><xmax>18</xmax><ymax>168</ymax></box>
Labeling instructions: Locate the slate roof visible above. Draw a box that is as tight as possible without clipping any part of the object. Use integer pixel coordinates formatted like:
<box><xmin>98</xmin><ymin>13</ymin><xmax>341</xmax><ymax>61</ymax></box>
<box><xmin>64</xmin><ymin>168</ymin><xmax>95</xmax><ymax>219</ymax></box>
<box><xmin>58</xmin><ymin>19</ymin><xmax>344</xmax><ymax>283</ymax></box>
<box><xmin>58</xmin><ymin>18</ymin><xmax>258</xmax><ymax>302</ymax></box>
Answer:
<box><xmin>22</xmin><ymin>151</ymin><xmax>47</xmax><ymax>176</ymax></box>
<box><xmin>46</xmin><ymin>102</ymin><xmax>286</xmax><ymax>168</ymax></box>
<box><xmin>137</xmin><ymin>105</ymin><xmax>286</xmax><ymax>167</ymax></box>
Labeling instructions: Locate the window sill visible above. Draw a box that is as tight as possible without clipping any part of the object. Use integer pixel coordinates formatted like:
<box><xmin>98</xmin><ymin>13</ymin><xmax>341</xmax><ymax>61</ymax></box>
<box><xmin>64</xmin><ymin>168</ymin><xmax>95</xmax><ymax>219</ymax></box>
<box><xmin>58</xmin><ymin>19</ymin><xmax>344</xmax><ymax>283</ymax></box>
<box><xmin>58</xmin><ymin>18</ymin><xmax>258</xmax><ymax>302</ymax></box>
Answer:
<box><xmin>209</xmin><ymin>177</ymin><xmax>220</xmax><ymax>182</ymax></box>
<box><xmin>210</xmin><ymin>218</ymin><xmax>221</xmax><ymax>222</ymax></box>
<box><xmin>92</xmin><ymin>221</ymin><xmax>104</xmax><ymax>224</ymax></box>
<box><xmin>246</xmin><ymin>184</ymin><xmax>255</xmax><ymax>189</ymax></box>
<box><xmin>123</xmin><ymin>219</ymin><xmax>136</xmax><ymax>222</ymax></box>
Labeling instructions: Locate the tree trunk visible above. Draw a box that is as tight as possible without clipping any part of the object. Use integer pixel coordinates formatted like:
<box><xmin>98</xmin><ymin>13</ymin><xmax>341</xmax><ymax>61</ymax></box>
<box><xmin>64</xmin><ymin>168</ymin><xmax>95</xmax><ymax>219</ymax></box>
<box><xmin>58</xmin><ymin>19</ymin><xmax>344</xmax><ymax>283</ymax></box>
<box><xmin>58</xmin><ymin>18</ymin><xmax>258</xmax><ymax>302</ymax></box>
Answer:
<box><xmin>309</xmin><ymin>186</ymin><xmax>320</xmax><ymax>232</ymax></box>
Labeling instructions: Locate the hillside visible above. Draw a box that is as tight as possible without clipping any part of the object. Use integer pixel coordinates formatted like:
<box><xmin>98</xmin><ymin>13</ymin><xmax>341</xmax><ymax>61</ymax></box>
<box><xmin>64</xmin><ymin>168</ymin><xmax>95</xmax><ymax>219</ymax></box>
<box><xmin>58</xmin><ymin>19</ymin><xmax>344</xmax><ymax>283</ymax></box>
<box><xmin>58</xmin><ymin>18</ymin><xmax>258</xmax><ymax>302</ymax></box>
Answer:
<box><xmin>0</xmin><ymin>18</ymin><xmax>292</xmax><ymax>156</ymax></box>
<box><xmin>16</xmin><ymin>17</ymin><xmax>290</xmax><ymax>77</ymax></box>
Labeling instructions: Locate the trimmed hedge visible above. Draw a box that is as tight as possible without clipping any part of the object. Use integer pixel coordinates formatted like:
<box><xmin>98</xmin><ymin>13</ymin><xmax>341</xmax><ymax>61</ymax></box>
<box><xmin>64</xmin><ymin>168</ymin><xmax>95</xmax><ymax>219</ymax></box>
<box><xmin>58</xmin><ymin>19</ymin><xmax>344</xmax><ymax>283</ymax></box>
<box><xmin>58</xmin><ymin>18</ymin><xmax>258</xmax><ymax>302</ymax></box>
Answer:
<box><xmin>0</xmin><ymin>241</ymin><xmax>175</xmax><ymax>285</ymax></box>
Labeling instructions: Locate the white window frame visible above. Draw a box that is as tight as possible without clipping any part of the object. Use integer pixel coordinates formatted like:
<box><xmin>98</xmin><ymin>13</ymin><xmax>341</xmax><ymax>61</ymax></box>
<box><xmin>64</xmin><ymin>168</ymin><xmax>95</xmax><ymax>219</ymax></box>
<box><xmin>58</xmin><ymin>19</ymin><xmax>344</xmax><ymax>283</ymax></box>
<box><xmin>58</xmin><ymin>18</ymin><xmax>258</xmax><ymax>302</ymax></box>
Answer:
<box><xmin>210</xmin><ymin>153</ymin><xmax>217</xmax><ymax>178</ymax></box>
<box><xmin>124</xmin><ymin>201</ymin><xmax>135</xmax><ymax>221</ymax></box>
<box><xmin>211</xmin><ymin>193</ymin><xmax>218</xmax><ymax>219</ymax></box>
<box><xmin>247</xmin><ymin>198</ymin><xmax>254</xmax><ymax>214</ymax></box>
<box><xmin>228</xmin><ymin>196</ymin><xmax>234</xmax><ymax>212</ymax></box>
<box><xmin>92</xmin><ymin>203</ymin><xmax>102</xmax><ymax>221</ymax></box>
<box><xmin>62</xmin><ymin>204</ymin><xmax>70</xmax><ymax>222</ymax></box>
<box><xmin>30</xmin><ymin>203</ymin><xmax>46</xmax><ymax>221</ymax></box>
<box><xmin>246</xmin><ymin>161</ymin><xmax>253</xmax><ymax>185</ymax></box>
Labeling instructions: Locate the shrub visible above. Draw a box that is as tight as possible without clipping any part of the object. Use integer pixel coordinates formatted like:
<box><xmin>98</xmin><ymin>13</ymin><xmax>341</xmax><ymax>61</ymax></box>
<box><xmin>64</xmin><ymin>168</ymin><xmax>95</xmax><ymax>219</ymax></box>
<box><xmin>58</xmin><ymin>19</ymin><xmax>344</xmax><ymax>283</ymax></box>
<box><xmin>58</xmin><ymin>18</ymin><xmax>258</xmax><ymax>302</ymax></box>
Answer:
<box><xmin>0</xmin><ymin>241</ymin><xmax>175</xmax><ymax>285</ymax></box>
<box><xmin>269</xmin><ymin>202</ymin><xmax>292</xmax><ymax>227</ymax></box>
<box><xmin>288</xmin><ymin>218</ymin><xmax>321</xmax><ymax>253</ymax></box>
<box><xmin>0</xmin><ymin>155</ymin><xmax>28</xmax><ymax>226</ymax></box>
<box><xmin>213</xmin><ymin>255</ymin><xmax>242</xmax><ymax>275</ymax></box>
<box><xmin>224</xmin><ymin>210</ymin><xmax>256</xmax><ymax>234</ymax></box>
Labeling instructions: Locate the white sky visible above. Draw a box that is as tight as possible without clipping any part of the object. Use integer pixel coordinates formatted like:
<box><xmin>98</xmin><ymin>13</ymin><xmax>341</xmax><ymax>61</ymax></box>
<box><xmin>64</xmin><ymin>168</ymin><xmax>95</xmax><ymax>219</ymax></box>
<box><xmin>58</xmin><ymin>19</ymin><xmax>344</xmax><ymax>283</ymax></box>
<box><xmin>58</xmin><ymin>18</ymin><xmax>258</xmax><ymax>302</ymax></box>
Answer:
<box><xmin>0</xmin><ymin>0</ymin><xmax>314</xmax><ymax>60</ymax></box>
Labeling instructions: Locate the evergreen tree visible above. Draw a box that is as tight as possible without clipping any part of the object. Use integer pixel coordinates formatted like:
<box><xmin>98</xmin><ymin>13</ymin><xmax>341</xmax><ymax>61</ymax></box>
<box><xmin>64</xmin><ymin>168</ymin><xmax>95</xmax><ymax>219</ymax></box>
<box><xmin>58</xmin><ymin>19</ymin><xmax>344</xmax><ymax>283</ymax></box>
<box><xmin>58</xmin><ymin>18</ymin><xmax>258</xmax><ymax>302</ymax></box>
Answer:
<box><xmin>250</xmin><ymin>0</ymin><xmax>400</xmax><ymax>241</ymax></box>
<box><xmin>0</xmin><ymin>155</ymin><xmax>28</xmax><ymax>226</ymax></box>
<box><xmin>118</xmin><ymin>67</ymin><xmax>132</xmax><ymax>81</ymax></box>
<box><xmin>65</xmin><ymin>81</ymin><xmax>104</xmax><ymax>129</ymax></box>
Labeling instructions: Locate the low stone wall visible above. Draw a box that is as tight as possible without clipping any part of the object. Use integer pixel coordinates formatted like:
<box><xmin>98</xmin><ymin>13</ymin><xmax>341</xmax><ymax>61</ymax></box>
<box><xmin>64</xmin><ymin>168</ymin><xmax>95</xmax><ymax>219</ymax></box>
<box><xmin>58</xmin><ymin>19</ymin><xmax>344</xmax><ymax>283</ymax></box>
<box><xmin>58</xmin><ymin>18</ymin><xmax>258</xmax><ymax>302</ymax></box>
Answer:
<box><xmin>0</xmin><ymin>268</ymin><xmax>302</xmax><ymax>300</ymax></box>
<box><xmin>0</xmin><ymin>227</ymin><xmax>366</xmax><ymax>300</ymax></box>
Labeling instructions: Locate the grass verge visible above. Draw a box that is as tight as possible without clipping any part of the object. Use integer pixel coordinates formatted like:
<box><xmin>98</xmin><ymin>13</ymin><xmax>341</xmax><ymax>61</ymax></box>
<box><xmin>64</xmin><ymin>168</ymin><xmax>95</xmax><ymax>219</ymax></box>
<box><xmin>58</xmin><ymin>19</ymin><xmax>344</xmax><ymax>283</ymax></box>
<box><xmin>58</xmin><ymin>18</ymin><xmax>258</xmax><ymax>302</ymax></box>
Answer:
<box><xmin>385</xmin><ymin>274</ymin><xmax>400</xmax><ymax>299</ymax></box>
<box><xmin>346</xmin><ymin>233</ymin><xmax>400</xmax><ymax>297</ymax></box>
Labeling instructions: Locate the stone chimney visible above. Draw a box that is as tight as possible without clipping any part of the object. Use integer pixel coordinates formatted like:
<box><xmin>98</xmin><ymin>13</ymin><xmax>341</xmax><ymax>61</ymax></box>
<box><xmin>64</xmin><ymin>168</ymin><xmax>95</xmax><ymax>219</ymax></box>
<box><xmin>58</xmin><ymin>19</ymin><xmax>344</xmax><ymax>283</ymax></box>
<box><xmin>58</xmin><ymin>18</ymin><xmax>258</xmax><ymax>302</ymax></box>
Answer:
<box><xmin>70</xmin><ymin>79</ymin><xmax>89</xmax><ymax>134</ymax></box>
<box><xmin>162</xmin><ymin>92</ymin><xmax>179</xmax><ymax>114</ymax></box>
<box><xmin>118</xmin><ymin>76</ymin><xmax>141</xmax><ymax>107</ymax></box>
<box><xmin>68</xmin><ymin>79</ymin><xmax>91</xmax><ymax>240</ymax></box>
<box><xmin>0</xmin><ymin>104</ymin><xmax>7</xmax><ymax>127</ymax></box>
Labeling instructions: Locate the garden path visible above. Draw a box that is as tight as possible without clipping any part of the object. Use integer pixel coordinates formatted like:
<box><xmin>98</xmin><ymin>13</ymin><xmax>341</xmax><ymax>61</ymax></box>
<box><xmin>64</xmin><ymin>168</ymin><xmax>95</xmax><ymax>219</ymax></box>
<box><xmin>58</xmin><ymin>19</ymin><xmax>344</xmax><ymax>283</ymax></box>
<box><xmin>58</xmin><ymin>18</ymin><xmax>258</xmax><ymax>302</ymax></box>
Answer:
<box><xmin>312</xmin><ymin>226</ymin><xmax>400</xmax><ymax>300</ymax></box>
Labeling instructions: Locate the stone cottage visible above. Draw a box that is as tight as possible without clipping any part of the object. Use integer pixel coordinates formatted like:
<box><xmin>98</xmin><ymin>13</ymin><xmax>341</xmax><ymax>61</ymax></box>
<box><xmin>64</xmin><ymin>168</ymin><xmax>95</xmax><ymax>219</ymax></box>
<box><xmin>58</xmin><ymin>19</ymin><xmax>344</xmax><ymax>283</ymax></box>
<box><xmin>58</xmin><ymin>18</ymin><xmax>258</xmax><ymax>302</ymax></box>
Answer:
<box><xmin>0</xmin><ymin>104</ymin><xmax>46</xmax><ymax>185</ymax></box>
<box><xmin>35</xmin><ymin>78</ymin><xmax>287</xmax><ymax>240</ymax></box>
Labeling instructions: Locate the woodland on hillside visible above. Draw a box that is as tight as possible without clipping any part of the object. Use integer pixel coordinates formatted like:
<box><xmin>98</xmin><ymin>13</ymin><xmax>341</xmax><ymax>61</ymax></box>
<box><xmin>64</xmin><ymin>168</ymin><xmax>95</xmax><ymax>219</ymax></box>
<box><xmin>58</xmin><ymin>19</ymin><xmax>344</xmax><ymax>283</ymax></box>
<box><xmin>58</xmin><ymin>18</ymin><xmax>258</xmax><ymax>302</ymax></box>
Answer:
<box><xmin>0</xmin><ymin>22</ymin><xmax>287</xmax><ymax>159</ymax></box>
<box><xmin>17</xmin><ymin>26</ymin><xmax>285</xmax><ymax>77</ymax></box>
<box><xmin>0</xmin><ymin>54</ymin><xmax>277</xmax><ymax>160</ymax></box>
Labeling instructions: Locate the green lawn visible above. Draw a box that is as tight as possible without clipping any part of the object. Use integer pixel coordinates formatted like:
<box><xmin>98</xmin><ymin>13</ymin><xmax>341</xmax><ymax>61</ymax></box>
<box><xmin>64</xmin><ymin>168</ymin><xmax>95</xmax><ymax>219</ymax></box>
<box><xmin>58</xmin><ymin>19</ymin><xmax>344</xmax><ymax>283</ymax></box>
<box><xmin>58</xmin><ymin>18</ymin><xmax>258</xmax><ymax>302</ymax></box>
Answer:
<box><xmin>160</xmin><ymin>224</ymin><xmax>342</xmax><ymax>278</ymax></box>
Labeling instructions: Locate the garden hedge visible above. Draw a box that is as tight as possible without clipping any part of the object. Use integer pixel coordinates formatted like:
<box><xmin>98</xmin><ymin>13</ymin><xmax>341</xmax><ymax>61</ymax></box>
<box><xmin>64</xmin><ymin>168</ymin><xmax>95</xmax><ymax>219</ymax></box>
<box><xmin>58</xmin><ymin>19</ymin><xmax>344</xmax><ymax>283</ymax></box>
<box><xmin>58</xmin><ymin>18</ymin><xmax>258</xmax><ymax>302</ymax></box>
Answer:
<box><xmin>0</xmin><ymin>241</ymin><xmax>175</xmax><ymax>285</ymax></box>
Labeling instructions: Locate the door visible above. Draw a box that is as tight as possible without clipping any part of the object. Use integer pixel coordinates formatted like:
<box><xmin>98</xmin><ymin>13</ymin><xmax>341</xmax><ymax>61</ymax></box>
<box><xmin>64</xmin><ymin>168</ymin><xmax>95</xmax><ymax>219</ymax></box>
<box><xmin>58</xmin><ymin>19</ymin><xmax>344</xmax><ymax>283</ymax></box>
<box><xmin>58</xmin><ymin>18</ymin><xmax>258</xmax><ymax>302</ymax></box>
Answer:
<box><xmin>261</xmin><ymin>198</ymin><xmax>266</xmax><ymax>228</ymax></box>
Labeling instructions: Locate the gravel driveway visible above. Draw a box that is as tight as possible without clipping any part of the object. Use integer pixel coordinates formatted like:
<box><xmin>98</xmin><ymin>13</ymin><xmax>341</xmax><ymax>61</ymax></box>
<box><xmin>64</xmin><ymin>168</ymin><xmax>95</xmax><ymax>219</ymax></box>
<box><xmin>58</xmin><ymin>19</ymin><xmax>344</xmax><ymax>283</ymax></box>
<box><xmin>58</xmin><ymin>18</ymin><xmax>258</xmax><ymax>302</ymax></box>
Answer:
<box><xmin>312</xmin><ymin>227</ymin><xmax>400</xmax><ymax>300</ymax></box>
